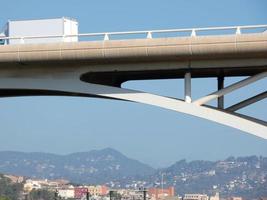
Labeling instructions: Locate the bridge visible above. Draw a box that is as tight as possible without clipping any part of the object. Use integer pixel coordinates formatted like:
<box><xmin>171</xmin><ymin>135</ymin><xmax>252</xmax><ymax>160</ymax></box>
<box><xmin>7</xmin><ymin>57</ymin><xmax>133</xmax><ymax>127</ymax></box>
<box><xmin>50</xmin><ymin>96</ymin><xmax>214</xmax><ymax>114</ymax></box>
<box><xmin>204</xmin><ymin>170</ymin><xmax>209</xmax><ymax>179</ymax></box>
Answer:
<box><xmin>0</xmin><ymin>24</ymin><xmax>266</xmax><ymax>139</ymax></box>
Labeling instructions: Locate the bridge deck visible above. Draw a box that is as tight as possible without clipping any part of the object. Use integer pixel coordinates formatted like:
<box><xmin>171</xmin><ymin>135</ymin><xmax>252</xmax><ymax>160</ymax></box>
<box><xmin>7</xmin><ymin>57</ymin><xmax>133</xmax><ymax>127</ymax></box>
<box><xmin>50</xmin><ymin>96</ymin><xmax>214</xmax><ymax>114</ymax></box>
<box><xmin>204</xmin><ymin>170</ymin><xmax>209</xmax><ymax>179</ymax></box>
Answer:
<box><xmin>0</xmin><ymin>30</ymin><xmax>266</xmax><ymax>84</ymax></box>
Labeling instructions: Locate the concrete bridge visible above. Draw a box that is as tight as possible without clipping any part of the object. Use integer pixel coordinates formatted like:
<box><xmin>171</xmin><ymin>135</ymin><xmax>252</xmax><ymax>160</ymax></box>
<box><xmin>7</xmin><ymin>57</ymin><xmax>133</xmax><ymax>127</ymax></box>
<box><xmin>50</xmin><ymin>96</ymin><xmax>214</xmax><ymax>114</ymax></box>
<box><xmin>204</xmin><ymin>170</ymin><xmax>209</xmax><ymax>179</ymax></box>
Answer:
<box><xmin>0</xmin><ymin>25</ymin><xmax>266</xmax><ymax>139</ymax></box>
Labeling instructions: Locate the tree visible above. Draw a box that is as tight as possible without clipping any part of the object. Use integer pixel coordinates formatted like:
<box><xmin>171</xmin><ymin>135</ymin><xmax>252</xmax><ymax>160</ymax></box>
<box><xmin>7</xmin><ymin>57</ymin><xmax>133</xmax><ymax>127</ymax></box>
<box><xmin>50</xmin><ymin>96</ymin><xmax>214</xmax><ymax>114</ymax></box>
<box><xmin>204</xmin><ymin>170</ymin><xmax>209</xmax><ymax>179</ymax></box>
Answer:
<box><xmin>0</xmin><ymin>174</ymin><xmax>23</xmax><ymax>200</ymax></box>
<box><xmin>28</xmin><ymin>189</ymin><xmax>55</xmax><ymax>200</ymax></box>
<box><xmin>0</xmin><ymin>197</ymin><xmax>10</xmax><ymax>200</ymax></box>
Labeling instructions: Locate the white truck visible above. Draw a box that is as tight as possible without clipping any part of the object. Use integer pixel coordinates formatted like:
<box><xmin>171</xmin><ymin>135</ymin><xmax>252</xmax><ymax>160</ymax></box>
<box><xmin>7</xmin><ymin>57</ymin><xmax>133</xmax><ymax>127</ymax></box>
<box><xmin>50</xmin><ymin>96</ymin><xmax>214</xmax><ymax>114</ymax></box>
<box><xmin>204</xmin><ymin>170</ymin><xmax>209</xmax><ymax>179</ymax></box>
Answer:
<box><xmin>0</xmin><ymin>17</ymin><xmax>78</xmax><ymax>45</ymax></box>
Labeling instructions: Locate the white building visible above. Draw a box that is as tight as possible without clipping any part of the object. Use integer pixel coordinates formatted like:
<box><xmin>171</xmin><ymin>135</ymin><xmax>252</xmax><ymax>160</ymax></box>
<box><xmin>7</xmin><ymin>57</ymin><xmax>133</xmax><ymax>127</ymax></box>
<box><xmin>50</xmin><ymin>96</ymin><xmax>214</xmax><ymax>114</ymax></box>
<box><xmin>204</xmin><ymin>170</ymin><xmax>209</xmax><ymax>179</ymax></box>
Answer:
<box><xmin>23</xmin><ymin>179</ymin><xmax>42</xmax><ymax>192</ymax></box>
<box><xmin>210</xmin><ymin>193</ymin><xmax>219</xmax><ymax>200</ymax></box>
<box><xmin>58</xmin><ymin>188</ymin><xmax>75</xmax><ymax>199</ymax></box>
<box><xmin>184</xmin><ymin>194</ymin><xmax>209</xmax><ymax>200</ymax></box>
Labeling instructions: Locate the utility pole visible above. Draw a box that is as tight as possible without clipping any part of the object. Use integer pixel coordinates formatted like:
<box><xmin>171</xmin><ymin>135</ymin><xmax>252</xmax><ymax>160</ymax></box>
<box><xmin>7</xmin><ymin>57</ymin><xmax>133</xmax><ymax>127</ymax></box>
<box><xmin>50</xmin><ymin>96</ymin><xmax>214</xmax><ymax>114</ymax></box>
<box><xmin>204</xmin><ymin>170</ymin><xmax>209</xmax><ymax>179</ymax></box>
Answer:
<box><xmin>54</xmin><ymin>190</ymin><xmax>59</xmax><ymax>200</ymax></box>
<box><xmin>143</xmin><ymin>188</ymin><xmax>147</xmax><ymax>200</ymax></box>
<box><xmin>86</xmin><ymin>191</ymin><xmax>90</xmax><ymax>200</ymax></box>
<box><xmin>109</xmin><ymin>190</ymin><xmax>113</xmax><ymax>200</ymax></box>
<box><xmin>137</xmin><ymin>187</ymin><xmax>147</xmax><ymax>200</ymax></box>
<box><xmin>161</xmin><ymin>173</ymin><xmax>164</xmax><ymax>193</ymax></box>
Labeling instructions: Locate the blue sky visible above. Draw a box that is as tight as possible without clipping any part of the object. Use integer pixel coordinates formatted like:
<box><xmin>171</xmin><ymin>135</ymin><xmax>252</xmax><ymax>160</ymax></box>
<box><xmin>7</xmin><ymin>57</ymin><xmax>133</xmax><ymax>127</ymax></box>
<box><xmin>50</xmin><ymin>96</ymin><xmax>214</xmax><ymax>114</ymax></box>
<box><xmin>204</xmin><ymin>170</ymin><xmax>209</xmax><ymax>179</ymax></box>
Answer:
<box><xmin>0</xmin><ymin>0</ymin><xmax>266</xmax><ymax>168</ymax></box>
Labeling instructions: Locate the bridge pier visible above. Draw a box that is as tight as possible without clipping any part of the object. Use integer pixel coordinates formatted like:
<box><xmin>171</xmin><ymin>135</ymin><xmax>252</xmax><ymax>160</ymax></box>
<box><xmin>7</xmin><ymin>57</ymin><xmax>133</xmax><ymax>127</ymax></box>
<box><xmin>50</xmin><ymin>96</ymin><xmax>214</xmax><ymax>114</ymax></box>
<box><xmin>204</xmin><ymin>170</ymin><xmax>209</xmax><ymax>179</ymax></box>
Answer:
<box><xmin>218</xmin><ymin>76</ymin><xmax>224</xmax><ymax>109</ymax></box>
<box><xmin>184</xmin><ymin>72</ymin><xmax>192</xmax><ymax>103</ymax></box>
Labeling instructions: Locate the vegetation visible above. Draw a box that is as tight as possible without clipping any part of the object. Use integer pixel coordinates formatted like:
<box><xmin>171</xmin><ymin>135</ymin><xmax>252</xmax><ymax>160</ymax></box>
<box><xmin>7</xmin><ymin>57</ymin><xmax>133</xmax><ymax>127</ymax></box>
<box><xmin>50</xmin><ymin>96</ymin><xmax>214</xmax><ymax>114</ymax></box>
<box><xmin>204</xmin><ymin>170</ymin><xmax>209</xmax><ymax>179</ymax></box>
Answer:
<box><xmin>27</xmin><ymin>189</ymin><xmax>55</xmax><ymax>200</ymax></box>
<box><xmin>0</xmin><ymin>174</ymin><xmax>23</xmax><ymax>200</ymax></box>
<box><xmin>111</xmin><ymin>191</ymin><xmax>122</xmax><ymax>200</ymax></box>
<box><xmin>0</xmin><ymin>197</ymin><xmax>10</xmax><ymax>200</ymax></box>
<box><xmin>0</xmin><ymin>173</ymin><xmax>55</xmax><ymax>200</ymax></box>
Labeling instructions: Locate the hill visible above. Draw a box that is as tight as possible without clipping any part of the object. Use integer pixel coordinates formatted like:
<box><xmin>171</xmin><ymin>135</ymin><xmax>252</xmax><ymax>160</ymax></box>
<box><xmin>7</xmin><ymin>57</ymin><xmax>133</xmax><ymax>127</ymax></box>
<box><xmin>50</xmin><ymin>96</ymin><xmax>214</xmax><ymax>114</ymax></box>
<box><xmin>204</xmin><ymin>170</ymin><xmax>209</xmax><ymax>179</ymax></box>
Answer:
<box><xmin>147</xmin><ymin>156</ymin><xmax>267</xmax><ymax>198</ymax></box>
<box><xmin>0</xmin><ymin>148</ymin><xmax>154</xmax><ymax>184</ymax></box>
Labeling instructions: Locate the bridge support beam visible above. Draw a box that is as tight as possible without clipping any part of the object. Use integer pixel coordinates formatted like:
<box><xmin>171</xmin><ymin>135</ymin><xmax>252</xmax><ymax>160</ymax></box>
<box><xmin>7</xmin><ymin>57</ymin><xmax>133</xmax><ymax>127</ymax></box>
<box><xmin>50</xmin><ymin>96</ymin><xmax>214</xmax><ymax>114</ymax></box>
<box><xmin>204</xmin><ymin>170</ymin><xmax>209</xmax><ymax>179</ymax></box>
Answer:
<box><xmin>184</xmin><ymin>72</ymin><xmax>192</xmax><ymax>103</ymax></box>
<box><xmin>193</xmin><ymin>71</ymin><xmax>267</xmax><ymax>106</ymax></box>
<box><xmin>226</xmin><ymin>91</ymin><xmax>267</xmax><ymax>112</ymax></box>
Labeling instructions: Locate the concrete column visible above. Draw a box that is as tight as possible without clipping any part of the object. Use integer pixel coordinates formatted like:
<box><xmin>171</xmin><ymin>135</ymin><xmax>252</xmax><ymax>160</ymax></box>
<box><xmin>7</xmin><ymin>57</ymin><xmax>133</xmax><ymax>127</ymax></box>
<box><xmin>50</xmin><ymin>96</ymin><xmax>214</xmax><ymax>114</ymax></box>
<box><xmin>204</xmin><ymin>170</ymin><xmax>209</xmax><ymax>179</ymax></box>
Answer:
<box><xmin>184</xmin><ymin>72</ymin><xmax>192</xmax><ymax>103</ymax></box>
<box><xmin>218</xmin><ymin>76</ymin><xmax>224</xmax><ymax>109</ymax></box>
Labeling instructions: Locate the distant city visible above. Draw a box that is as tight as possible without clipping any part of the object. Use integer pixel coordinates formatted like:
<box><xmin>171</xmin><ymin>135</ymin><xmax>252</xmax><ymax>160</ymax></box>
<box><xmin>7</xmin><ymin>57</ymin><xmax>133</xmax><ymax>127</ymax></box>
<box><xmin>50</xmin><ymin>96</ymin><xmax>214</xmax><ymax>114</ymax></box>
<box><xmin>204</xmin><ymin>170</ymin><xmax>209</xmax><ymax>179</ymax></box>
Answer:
<box><xmin>0</xmin><ymin>148</ymin><xmax>266</xmax><ymax>200</ymax></box>
<box><xmin>1</xmin><ymin>174</ymin><xmax>255</xmax><ymax>200</ymax></box>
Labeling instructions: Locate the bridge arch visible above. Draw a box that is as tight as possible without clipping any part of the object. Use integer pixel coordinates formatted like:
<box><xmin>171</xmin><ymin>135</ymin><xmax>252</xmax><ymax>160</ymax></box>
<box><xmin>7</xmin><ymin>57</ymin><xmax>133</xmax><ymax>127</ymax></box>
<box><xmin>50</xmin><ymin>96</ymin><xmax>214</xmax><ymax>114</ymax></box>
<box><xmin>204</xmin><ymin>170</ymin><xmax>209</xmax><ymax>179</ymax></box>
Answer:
<box><xmin>0</xmin><ymin>77</ymin><xmax>266</xmax><ymax>140</ymax></box>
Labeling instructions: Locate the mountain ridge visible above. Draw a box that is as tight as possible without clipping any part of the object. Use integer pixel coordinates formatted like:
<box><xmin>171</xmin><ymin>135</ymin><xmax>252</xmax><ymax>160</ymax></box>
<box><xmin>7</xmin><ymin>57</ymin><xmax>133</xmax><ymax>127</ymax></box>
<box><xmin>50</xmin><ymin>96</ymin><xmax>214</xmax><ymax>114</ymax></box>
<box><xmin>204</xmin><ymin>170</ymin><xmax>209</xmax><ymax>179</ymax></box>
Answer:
<box><xmin>0</xmin><ymin>148</ymin><xmax>155</xmax><ymax>184</ymax></box>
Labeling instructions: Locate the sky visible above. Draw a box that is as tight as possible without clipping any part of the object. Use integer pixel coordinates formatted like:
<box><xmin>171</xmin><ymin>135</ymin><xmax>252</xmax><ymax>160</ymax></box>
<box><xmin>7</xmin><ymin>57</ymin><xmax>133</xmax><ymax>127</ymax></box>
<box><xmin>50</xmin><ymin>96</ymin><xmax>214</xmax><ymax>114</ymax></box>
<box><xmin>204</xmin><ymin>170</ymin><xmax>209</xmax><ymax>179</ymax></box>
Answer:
<box><xmin>0</xmin><ymin>0</ymin><xmax>266</xmax><ymax>168</ymax></box>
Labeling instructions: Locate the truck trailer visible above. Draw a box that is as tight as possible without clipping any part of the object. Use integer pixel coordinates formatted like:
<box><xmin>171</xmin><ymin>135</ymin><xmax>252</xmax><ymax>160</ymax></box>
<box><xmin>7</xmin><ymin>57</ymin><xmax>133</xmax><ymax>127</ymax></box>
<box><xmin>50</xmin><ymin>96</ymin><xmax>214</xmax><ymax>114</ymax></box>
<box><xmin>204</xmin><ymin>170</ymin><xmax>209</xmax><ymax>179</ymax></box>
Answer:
<box><xmin>0</xmin><ymin>17</ymin><xmax>78</xmax><ymax>45</ymax></box>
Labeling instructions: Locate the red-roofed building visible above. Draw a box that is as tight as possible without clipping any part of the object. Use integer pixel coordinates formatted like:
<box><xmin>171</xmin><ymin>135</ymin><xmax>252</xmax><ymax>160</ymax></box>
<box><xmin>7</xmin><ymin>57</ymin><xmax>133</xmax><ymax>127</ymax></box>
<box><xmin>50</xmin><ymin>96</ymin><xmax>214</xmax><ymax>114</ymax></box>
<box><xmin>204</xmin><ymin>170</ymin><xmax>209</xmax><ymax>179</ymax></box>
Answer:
<box><xmin>74</xmin><ymin>187</ymin><xmax>88</xmax><ymax>199</ymax></box>
<box><xmin>148</xmin><ymin>187</ymin><xmax>175</xmax><ymax>200</ymax></box>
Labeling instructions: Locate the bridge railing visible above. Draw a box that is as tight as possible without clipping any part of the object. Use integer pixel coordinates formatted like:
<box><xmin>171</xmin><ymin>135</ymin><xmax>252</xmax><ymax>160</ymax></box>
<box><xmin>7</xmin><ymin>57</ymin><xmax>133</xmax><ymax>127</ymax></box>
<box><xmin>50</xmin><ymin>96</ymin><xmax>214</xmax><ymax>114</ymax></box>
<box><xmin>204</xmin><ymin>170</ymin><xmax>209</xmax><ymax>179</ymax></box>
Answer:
<box><xmin>0</xmin><ymin>24</ymin><xmax>267</xmax><ymax>45</ymax></box>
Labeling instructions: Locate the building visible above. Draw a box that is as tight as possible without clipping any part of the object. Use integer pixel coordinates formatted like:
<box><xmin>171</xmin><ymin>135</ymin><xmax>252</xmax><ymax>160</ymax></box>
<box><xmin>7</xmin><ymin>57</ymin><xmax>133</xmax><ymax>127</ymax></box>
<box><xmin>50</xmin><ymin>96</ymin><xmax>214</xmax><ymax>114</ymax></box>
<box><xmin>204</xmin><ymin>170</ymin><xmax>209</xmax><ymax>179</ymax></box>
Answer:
<box><xmin>52</xmin><ymin>179</ymin><xmax>70</xmax><ymax>186</ymax></box>
<box><xmin>74</xmin><ymin>187</ymin><xmax>88</xmax><ymax>199</ymax></box>
<box><xmin>58</xmin><ymin>188</ymin><xmax>75</xmax><ymax>199</ymax></box>
<box><xmin>229</xmin><ymin>197</ymin><xmax>242</xmax><ymax>200</ymax></box>
<box><xmin>148</xmin><ymin>187</ymin><xmax>175</xmax><ymax>200</ymax></box>
<box><xmin>4</xmin><ymin>174</ymin><xmax>24</xmax><ymax>183</ymax></box>
<box><xmin>162</xmin><ymin>197</ymin><xmax>182</xmax><ymax>200</ymax></box>
<box><xmin>23</xmin><ymin>178</ymin><xmax>70</xmax><ymax>193</ymax></box>
<box><xmin>88</xmin><ymin>185</ymin><xmax>109</xmax><ymax>196</ymax></box>
<box><xmin>210</xmin><ymin>193</ymin><xmax>219</xmax><ymax>200</ymax></box>
<box><xmin>115</xmin><ymin>189</ymin><xmax>146</xmax><ymax>199</ymax></box>
<box><xmin>23</xmin><ymin>179</ymin><xmax>42</xmax><ymax>192</ymax></box>
<box><xmin>184</xmin><ymin>194</ymin><xmax>209</xmax><ymax>200</ymax></box>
